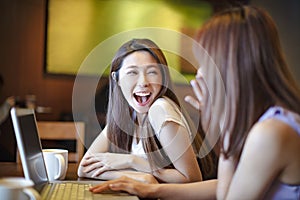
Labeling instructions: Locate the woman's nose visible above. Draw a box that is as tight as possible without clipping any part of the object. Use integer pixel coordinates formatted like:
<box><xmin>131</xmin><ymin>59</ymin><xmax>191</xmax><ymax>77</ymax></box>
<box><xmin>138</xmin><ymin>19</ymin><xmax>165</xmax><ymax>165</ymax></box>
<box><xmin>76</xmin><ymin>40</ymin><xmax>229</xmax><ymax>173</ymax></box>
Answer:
<box><xmin>137</xmin><ymin>74</ymin><xmax>149</xmax><ymax>87</ymax></box>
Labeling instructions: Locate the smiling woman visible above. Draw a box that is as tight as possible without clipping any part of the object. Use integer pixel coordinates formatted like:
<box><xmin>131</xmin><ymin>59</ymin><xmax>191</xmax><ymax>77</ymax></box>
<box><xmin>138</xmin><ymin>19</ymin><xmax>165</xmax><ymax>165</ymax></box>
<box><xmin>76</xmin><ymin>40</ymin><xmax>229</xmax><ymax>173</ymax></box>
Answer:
<box><xmin>77</xmin><ymin>38</ymin><xmax>216</xmax><ymax>183</ymax></box>
<box><xmin>116</xmin><ymin>51</ymin><xmax>163</xmax><ymax>114</ymax></box>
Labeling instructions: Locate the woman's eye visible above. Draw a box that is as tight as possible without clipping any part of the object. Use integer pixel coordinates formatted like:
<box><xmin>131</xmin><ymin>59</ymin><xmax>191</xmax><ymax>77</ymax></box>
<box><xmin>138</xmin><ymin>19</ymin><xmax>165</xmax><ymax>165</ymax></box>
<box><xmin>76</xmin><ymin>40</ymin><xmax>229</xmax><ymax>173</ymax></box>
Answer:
<box><xmin>147</xmin><ymin>70</ymin><xmax>158</xmax><ymax>75</ymax></box>
<box><xmin>126</xmin><ymin>70</ymin><xmax>137</xmax><ymax>75</ymax></box>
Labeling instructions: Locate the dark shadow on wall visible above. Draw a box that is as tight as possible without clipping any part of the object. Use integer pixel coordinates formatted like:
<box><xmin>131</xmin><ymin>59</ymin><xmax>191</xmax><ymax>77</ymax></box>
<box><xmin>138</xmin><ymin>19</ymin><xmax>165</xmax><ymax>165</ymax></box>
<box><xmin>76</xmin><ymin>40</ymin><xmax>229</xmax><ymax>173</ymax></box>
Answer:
<box><xmin>0</xmin><ymin>116</ymin><xmax>17</xmax><ymax>162</ymax></box>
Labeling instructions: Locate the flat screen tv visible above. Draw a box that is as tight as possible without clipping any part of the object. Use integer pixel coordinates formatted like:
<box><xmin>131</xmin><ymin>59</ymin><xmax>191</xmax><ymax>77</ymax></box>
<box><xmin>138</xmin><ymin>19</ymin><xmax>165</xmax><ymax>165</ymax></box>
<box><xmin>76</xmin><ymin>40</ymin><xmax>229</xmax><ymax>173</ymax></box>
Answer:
<box><xmin>45</xmin><ymin>0</ymin><xmax>212</xmax><ymax>83</ymax></box>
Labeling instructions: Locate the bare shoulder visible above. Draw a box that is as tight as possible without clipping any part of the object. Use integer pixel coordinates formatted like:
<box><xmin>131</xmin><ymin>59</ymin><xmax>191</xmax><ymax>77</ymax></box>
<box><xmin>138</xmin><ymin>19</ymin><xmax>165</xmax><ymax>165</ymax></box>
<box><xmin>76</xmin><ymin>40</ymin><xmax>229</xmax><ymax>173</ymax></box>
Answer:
<box><xmin>243</xmin><ymin>117</ymin><xmax>300</xmax><ymax>167</ymax></box>
<box><xmin>245</xmin><ymin>118</ymin><xmax>300</xmax><ymax>181</ymax></box>
<box><xmin>247</xmin><ymin>118</ymin><xmax>299</xmax><ymax>148</ymax></box>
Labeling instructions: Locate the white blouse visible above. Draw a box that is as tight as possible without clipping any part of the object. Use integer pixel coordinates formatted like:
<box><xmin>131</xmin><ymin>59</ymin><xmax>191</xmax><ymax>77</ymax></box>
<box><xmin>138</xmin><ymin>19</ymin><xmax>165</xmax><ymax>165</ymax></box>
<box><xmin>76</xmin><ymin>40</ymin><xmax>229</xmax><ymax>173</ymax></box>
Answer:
<box><xmin>131</xmin><ymin>96</ymin><xmax>193</xmax><ymax>158</ymax></box>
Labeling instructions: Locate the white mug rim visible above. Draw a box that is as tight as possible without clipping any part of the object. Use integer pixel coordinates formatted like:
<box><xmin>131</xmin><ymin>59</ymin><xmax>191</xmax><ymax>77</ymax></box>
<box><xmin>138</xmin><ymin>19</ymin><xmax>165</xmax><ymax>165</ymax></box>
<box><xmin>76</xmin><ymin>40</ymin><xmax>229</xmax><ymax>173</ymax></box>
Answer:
<box><xmin>0</xmin><ymin>177</ymin><xmax>34</xmax><ymax>189</ymax></box>
<box><xmin>42</xmin><ymin>149</ymin><xmax>68</xmax><ymax>153</ymax></box>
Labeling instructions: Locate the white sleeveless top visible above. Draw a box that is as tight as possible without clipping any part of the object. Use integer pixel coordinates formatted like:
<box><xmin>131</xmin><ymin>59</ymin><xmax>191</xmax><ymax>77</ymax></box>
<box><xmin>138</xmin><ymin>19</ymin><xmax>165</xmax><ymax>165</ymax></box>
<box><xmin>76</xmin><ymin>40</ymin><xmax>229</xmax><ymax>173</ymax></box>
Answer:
<box><xmin>131</xmin><ymin>96</ymin><xmax>193</xmax><ymax>159</ymax></box>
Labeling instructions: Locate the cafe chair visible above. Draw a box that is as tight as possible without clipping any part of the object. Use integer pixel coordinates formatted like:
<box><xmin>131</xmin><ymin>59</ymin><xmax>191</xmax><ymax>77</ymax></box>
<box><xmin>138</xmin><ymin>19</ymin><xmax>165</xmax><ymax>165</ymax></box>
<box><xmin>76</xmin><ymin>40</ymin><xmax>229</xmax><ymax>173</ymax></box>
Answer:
<box><xmin>36</xmin><ymin>121</ymin><xmax>85</xmax><ymax>163</ymax></box>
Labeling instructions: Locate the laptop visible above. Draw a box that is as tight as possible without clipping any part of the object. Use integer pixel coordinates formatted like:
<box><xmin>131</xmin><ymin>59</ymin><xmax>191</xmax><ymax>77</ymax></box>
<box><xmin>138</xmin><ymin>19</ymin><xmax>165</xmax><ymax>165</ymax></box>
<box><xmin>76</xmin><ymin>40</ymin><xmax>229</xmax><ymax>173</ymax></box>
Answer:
<box><xmin>10</xmin><ymin>107</ymin><xmax>138</xmax><ymax>200</ymax></box>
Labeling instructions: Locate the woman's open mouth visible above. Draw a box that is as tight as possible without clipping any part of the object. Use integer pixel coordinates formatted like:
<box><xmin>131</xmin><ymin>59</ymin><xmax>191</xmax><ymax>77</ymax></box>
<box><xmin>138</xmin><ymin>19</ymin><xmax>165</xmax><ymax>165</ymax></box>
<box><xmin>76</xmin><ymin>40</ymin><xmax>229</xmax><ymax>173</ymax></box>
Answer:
<box><xmin>134</xmin><ymin>92</ymin><xmax>151</xmax><ymax>106</ymax></box>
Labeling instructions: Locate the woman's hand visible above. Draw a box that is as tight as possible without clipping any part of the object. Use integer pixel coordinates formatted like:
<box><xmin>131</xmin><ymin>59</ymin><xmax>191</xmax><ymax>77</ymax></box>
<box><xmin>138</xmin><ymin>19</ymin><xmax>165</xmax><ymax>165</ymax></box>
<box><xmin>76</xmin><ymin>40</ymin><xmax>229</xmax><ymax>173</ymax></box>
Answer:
<box><xmin>184</xmin><ymin>70</ymin><xmax>211</xmax><ymax>132</ymax></box>
<box><xmin>184</xmin><ymin>70</ymin><xmax>207</xmax><ymax>110</ymax></box>
<box><xmin>80</xmin><ymin>152</ymin><xmax>133</xmax><ymax>177</ymax></box>
<box><xmin>184</xmin><ymin>80</ymin><xmax>201</xmax><ymax>111</ymax></box>
<box><xmin>90</xmin><ymin>176</ymin><xmax>158</xmax><ymax>198</ymax></box>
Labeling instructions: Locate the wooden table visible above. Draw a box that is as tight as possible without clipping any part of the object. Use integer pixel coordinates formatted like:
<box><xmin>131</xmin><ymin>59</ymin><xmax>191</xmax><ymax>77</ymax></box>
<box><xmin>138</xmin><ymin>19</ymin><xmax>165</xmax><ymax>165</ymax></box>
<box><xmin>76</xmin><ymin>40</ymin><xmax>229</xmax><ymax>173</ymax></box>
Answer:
<box><xmin>0</xmin><ymin>162</ymin><xmax>79</xmax><ymax>180</ymax></box>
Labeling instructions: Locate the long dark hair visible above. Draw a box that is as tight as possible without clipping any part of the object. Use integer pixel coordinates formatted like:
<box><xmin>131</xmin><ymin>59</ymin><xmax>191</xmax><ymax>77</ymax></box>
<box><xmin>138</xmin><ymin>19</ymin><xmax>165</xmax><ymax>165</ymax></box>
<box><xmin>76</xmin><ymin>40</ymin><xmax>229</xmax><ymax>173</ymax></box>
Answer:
<box><xmin>106</xmin><ymin>38</ymin><xmax>215</xmax><ymax>176</ymax></box>
<box><xmin>196</xmin><ymin>6</ymin><xmax>300</xmax><ymax>159</ymax></box>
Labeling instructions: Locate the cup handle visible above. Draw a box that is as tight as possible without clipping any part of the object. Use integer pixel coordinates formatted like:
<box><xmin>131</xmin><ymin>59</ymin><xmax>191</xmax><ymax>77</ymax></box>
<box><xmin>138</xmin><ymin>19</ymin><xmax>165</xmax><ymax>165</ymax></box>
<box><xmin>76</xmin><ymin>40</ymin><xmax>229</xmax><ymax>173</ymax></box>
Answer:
<box><xmin>54</xmin><ymin>154</ymin><xmax>66</xmax><ymax>180</ymax></box>
<box><xmin>23</xmin><ymin>188</ymin><xmax>41</xmax><ymax>200</ymax></box>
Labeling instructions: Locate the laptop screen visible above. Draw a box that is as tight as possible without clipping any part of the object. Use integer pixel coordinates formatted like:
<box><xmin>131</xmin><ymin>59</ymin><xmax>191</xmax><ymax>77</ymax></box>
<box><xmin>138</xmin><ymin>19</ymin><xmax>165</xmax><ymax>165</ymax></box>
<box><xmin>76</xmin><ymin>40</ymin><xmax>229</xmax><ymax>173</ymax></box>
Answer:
<box><xmin>11</xmin><ymin>108</ymin><xmax>48</xmax><ymax>186</ymax></box>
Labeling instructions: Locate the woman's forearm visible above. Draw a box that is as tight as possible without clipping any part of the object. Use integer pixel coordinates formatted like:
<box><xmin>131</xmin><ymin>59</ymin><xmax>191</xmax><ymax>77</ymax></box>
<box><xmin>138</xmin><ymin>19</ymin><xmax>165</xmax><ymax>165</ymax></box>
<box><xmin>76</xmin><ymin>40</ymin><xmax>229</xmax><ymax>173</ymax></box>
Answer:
<box><xmin>129</xmin><ymin>155</ymin><xmax>152</xmax><ymax>172</ymax></box>
<box><xmin>78</xmin><ymin>153</ymin><xmax>199</xmax><ymax>183</ymax></box>
<box><xmin>153</xmin><ymin>168</ymin><xmax>196</xmax><ymax>183</ymax></box>
<box><xmin>79</xmin><ymin>167</ymin><xmax>158</xmax><ymax>184</ymax></box>
<box><xmin>131</xmin><ymin>155</ymin><xmax>201</xmax><ymax>183</ymax></box>
<box><xmin>78</xmin><ymin>166</ymin><xmax>129</xmax><ymax>180</ymax></box>
<box><xmin>154</xmin><ymin>179</ymin><xmax>218</xmax><ymax>200</ymax></box>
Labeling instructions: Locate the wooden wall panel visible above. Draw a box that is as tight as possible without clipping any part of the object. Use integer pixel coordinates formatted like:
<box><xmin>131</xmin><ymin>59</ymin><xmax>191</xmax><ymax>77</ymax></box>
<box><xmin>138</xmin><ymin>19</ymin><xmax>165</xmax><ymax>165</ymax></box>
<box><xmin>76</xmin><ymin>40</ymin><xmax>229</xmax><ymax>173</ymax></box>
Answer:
<box><xmin>0</xmin><ymin>0</ymin><xmax>75</xmax><ymax>121</ymax></box>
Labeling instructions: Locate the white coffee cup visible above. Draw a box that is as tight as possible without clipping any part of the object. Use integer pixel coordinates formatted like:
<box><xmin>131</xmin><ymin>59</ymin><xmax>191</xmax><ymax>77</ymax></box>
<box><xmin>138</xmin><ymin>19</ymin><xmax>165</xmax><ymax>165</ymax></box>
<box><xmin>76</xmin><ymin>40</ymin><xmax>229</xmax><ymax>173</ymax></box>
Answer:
<box><xmin>42</xmin><ymin>149</ymin><xmax>68</xmax><ymax>181</ymax></box>
<box><xmin>0</xmin><ymin>177</ymin><xmax>40</xmax><ymax>200</ymax></box>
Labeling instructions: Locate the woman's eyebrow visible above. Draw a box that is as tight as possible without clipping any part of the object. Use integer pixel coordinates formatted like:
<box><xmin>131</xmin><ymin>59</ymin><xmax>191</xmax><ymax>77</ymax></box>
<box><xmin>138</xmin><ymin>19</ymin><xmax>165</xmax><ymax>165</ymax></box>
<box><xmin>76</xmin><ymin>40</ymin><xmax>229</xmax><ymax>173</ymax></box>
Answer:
<box><xmin>146</xmin><ymin>64</ymin><xmax>159</xmax><ymax>69</ymax></box>
<box><xmin>123</xmin><ymin>65</ymin><xmax>138</xmax><ymax>69</ymax></box>
<box><xmin>124</xmin><ymin>64</ymin><xmax>158</xmax><ymax>69</ymax></box>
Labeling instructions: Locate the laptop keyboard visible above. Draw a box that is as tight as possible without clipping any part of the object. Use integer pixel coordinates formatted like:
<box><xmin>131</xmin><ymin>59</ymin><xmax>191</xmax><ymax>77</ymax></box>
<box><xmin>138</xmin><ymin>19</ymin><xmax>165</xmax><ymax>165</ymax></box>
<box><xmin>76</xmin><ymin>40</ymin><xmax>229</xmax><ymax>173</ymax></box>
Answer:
<box><xmin>42</xmin><ymin>183</ymin><xmax>93</xmax><ymax>200</ymax></box>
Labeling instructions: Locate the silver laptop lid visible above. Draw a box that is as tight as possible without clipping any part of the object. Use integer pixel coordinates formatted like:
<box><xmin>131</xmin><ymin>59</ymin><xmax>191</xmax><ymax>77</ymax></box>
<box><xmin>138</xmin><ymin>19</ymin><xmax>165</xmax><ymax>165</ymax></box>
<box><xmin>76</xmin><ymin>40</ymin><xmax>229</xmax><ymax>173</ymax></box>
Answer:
<box><xmin>10</xmin><ymin>107</ymin><xmax>49</xmax><ymax>185</ymax></box>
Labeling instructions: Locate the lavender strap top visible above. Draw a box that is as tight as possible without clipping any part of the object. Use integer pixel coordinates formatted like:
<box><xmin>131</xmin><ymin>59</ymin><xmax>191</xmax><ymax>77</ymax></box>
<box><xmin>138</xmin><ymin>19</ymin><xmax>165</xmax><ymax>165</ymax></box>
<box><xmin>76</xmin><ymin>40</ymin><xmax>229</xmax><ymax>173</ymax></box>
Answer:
<box><xmin>259</xmin><ymin>106</ymin><xmax>300</xmax><ymax>200</ymax></box>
